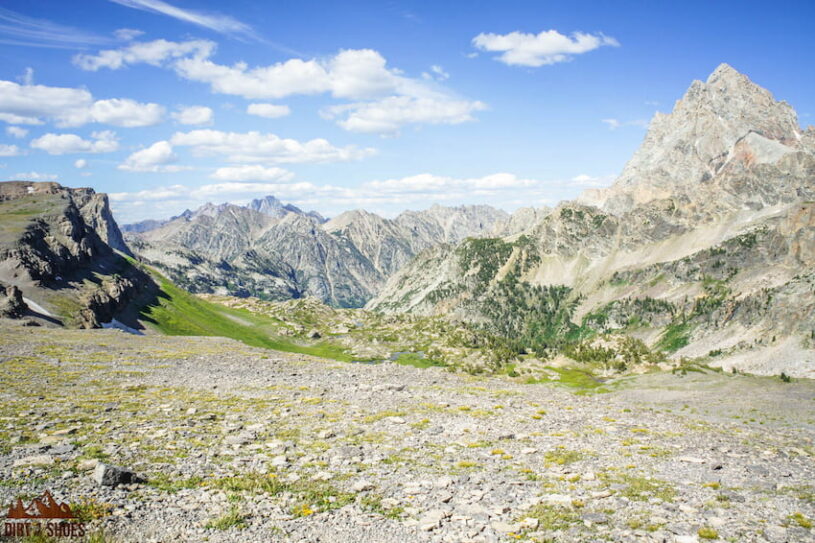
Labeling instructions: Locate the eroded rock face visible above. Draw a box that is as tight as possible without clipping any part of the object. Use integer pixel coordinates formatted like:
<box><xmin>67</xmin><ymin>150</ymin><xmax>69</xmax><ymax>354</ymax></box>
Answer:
<box><xmin>0</xmin><ymin>282</ymin><xmax>27</xmax><ymax>318</ymax></box>
<box><xmin>0</xmin><ymin>181</ymin><xmax>153</xmax><ymax>327</ymax></box>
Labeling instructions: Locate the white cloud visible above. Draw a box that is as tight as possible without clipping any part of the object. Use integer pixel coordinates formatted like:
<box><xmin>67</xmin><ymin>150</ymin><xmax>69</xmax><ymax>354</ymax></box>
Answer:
<box><xmin>472</xmin><ymin>29</ymin><xmax>619</xmax><ymax>67</ymax></box>
<box><xmin>74</xmin><ymin>158</ymin><xmax>88</xmax><ymax>168</ymax></box>
<box><xmin>108</xmin><ymin>0</ymin><xmax>258</xmax><ymax>40</ymax></box>
<box><xmin>0</xmin><ymin>79</ymin><xmax>164</xmax><ymax>127</ymax></box>
<box><xmin>601</xmin><ymin>118</ymin><xmax>648</xmax><ymax>130</ymax></box>
<box><xmin>108</xmin><ymin>171</ymin><xmax>560</xmax><ymax>223</ymax></box>
<box><xmin>170</xmin><ymin>129</ymin><xmax>377</xmax><ymax>164</ymax></box>
<box><xmin>10</xmin><ymin>171</ymin><xmax>57</xmax><ymax>181</ymax></box>
<box><xmin>210</xmin><ymin>165</ymin><xmax>293</xmax><ymax>182</ymax></box>
<box><xmin>118</xmin><ymin>140</ymin><xmax>186</xmax><ymax>172</ymax></box>
<box><xmin>74</xmin><ymin>41</ymin><xmax>486</xmax><ymax>134</ymax></box>
<box><xmin>423</xmin><ymin>65</ymin><xmax>449</xmax><ymax>81</ymax></box>
<box><xmin>114</xmin><ymin>28</ymin><xmax>144</xmax><ymax>41</ymax></box>
<box><xmin>569</xmin><ymin>173</ymin><xmax>615</xmax><ymax>188</ymax></box>
<box><xmin>0</xmin><ymin>144</ymin><xmax>20</xmax><ymax>156</ymax></box>
<box><xmin>30</xmin><ymin>131</ymin><xmax>118</xmax><ymax>155</ymax></box>
<box><xmin>246</xmin><ymin>103</ymin><xmax>290</xmax><ymax>119</ymax></box>
<box><xmin>78</xmin><ymin>98</ymin><xmax>164</xmax><ymax>127</ymax></box>
<box><xmin>366</xmin><ymin>173</ymin><xmax>540</xmax><ymax>195</ymax></box>
<box><xmin>73</xmin><ymin>38</ymin><xmax>213</xmax><ymax>71</ymax></box>
<box><xmin>323</xmin><ymin>96</ymin><xmax>487</xmax><ymax>134</ymax></box>
<box><xmin>172</xmin><ymin>105</ymin><xmax>213</xmax><ymax>125</ymax></box>
<box><xmin>5</xmin><ymin>126</ymin><xmax>28</xmax><ymax>138</ymax></box>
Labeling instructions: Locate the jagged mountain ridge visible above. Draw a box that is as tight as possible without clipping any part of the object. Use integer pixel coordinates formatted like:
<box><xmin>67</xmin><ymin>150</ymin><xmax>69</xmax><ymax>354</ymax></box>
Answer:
<box><xmin>368</xmin><ymin>64</ymin><xmax>815</xmax><ymax>376</ymax></box>
<box><xmin>126</xmin><ymin>198</ymin><xmax>513</xmax><ymax>307</ymax></box>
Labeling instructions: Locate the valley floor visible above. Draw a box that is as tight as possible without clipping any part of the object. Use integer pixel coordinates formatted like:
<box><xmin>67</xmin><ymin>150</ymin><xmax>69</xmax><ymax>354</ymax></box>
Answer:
<box><xmin>1</xmin><ymin>323</ymin><xmax>814</xmax><ymax>542</ymax></box>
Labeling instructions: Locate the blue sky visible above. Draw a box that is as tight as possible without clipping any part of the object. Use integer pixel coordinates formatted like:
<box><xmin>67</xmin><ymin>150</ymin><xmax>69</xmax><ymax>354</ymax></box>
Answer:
<box><xmin>0</xmin><ymin>0</ymin><xmax>813</xmax><ymax>223</ymax></box>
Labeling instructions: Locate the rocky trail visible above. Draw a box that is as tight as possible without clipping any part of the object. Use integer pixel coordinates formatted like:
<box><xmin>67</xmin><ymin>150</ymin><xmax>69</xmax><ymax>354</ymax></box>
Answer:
<box><xmin>1</xmin><ymin>324</ymin><xmax>814</xmax><ymax>542</ymax></box>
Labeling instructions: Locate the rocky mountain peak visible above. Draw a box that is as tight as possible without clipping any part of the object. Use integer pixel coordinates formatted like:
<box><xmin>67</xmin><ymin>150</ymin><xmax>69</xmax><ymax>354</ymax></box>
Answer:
<box><xmin>579</xmin><ymin>64</ymin><xmax>809</xmax><ymax>214</ymax></box>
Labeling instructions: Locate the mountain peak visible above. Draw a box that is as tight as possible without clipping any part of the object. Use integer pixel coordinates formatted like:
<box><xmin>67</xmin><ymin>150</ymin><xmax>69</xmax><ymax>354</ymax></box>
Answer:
<box><xmin>580</xmin><ymin>63</ymin><xmax>805</xmax><ymax>214</ymax></box>
<box><xmin>707</xmin><ymin>62</ymin><xmax>741</xmax><ymax>82</ymax></box>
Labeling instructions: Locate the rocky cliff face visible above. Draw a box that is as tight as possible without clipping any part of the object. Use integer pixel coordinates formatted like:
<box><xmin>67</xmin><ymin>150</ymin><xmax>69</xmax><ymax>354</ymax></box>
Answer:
<box><xmin>369</xmin><ymin>64</ymin><xmax>815</xmax><ymax>377</ymax></box>
<box><xmin>0</xmin><ymin>181</ymin><xmax>153</xmax><ymax>328</ymax></box>
<box><xmin>126</xmin><ymin>199</ymin><xmax>511</xmax><ymax>307</ymax></box>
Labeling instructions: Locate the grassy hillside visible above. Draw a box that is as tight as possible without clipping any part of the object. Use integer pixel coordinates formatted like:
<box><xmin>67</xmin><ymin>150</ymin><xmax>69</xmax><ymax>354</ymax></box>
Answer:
<box><xmin>138</xmin><ymin>266</ymin><xmax>356</xmax><ymax>362</ymax></box>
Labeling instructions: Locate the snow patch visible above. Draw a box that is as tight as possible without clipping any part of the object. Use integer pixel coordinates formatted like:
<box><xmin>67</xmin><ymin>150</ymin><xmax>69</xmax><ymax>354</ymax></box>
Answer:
<box><xmin>22</xmin><ymin>297</ymin><xmax>53</xmax><ymax>317</ymax></box>
<box><xmin>101</xmin><ymin>319</ymin><xmax>143</xmax><ymax>335</ymax></box>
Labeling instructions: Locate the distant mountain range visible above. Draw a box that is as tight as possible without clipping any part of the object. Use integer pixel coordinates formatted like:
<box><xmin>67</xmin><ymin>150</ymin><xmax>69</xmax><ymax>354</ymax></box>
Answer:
<box><xmin>123</xmin><ymin>195</ymin><xmax>521</xmax><ymax>307</ymax></box>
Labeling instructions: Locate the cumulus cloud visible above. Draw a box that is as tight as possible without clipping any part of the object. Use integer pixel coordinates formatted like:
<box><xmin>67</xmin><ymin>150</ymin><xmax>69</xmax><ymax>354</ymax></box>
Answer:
<box><xmin>169</xmin><ymin>129</ymin><xmax>376</xmax><ymax>164</ymax></box>
<box><xmin>5</xmin><ymin>126</ymin><xmax>28</xmax><ymax>138</ymax></box>
<box><xmin>74</xmin><ymin>158</ymin><xmax>88</xmax><ymax>168</ymax></box>
<box><xmin>472</xmin><ymin>29</ymin><xmax>619</xmax><ymax>67</ymax></box>
<box><xmin>0</xmin><ymin>144</ymin><xmax>20</xmax><ymax>156</ymax></box>
<box><xmin>30</xmin><ymin>131</ymin><xmax>118</xmax><ymax>155</ymax></box>
<box><xmin>74</xmin><ymin>40</ymin><xmax>486</xmax><ymax>134</ymax></box>
<box><xmin>73</xmin><ymin>38</ymin><xmax>213</xmax><ymax>71</ymax></box>
<box><xmin>0</xmin><ymin>79</ymin><xmax>164</xmax><ymax>127</ymax></box>
<box><xmin>423</xmin><ymin>65</ymin><xmax>449</xmax><ymax>81</ymax></box>
<box><xmin>210</xmin><ymin>165</ymin><xmax>293</xmax><ymax>182</ymax></box>
<box><xmin>323</xmin><ymin>96</ymin><xmax>487</xmax><ymax>134</ymax></box>
<box><xmin>113</xmin><ymin>28</ymin><xmax>144</xmax><ymax>41</ymax></box>
<box><xmin>118</xmin><ymin>140</ymin><xmax>186</xmax><ymax>172</ymax></box>
<box><xmin>246</xmin><ymin>103</ymin><xmax>290</xmax><ymax>119</ymax></box>
<box><xmin>172</xmin><ymin>105</ymin><xmax>213</xmax><ymax>125</ymax></box>
<box><xmin>73</xmin><ymin>98</ymin><xmax>164</xmax><ymax>127</ymax></box>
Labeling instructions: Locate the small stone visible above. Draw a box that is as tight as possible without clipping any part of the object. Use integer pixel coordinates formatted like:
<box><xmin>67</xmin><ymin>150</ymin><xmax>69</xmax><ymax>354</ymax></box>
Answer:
<box><xmin>582</xmin><ymin>513</ymin><xmax>608</xmax><ymax>524</ymax></box>
<box><xmin>308</xmin><ymin>329</ymin><xmax>321</xmax><ymax>339</ymax></box>
<box><xmin>418</xmin><ymin>509</ymin><xmax>449</xmax><ymax>531</ymax></box>
<box><xmin>542</xmin><ymin>494</ymin><xmax>573</xmax><ymax>506</ymax></box>
<box><xmin>435</xmin><ymin>476</ymin><xmax>454</xmax><ymax>488</ymax></box>
<box><xmin>678</xmin><ymin>456</ymin><xmax>705</xmax><ymax>464</ymax></box>
<box><xmin>93</xmin><ymin>463</ymin><xmax>143</xmax><ymax>487</ymax></box>
<box><xmin>491</xmin><ymin>521</ymin><xmax>520</xmax><ymax>534</ymax></box>
<box><xmin>352</xmin><ymin>479</ymin><xmax>374</xmax><ymax>492</ymax></box>
<box><xmin>13</xmin><ymin>454</ymin><xmax>54</xmax><ymax>467</ymax></box>
<box><xmin>521</xmin><ymin>447</ymin><xmax>538</xmax><ymax>455</ymax></box>
<box><xmin>76</xmin><ymin>459</ymin><xmax>98</xmax><ymax>471</ymax></box>
<box><xmin>271</xmin><ymin>455</ymin><xmax>288</xmax><ymax>467</ymax></box>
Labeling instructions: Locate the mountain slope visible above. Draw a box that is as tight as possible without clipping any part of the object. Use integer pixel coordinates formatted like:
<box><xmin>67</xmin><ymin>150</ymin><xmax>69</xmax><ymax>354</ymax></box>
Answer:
<box><xmin>368</xmin><ymin>64</ymin><xmax>815</xmax><ymax>376</ymax></box>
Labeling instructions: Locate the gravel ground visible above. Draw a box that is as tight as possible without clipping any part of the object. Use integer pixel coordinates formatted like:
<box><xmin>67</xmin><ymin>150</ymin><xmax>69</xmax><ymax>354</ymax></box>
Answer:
<box><xmin>1</xmin><ymin>324</ymin><xmax>814</xmax><ymax>542</ymax></box>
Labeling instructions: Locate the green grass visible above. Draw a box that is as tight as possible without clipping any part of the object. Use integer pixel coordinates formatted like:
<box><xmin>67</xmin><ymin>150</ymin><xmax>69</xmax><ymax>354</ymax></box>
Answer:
<box><xmin>656</xmin><ymin>321</ymin><xmax>693</xmax><ymax>352</ymax></box>
<box><xmin>207</xmin><ymin>473</ymin><xmax>355</xmax><ymax>514</ymax></box>
<box><xmin>525</xmin><ymin>367</ymin><xmax>610</xmax><ymax>394</ymax></box>
<box><xmin>393</xmin><ymin>352</ymin><xmax>445</xmax><ymax>369</ymax></box>
<box><xmin>522</xmin><ymin>503</ymin><xmax>581</xmax><ymax>531</ymax></box>
<box><xmin>205</xmin><ymin>505</ymin><xmax>247</xmax><ymax>530</ymax></box>
<box><xmin>138</xmin><ymin>267</ymin><xmax>356</xmax><ymax>361</ymax></box>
